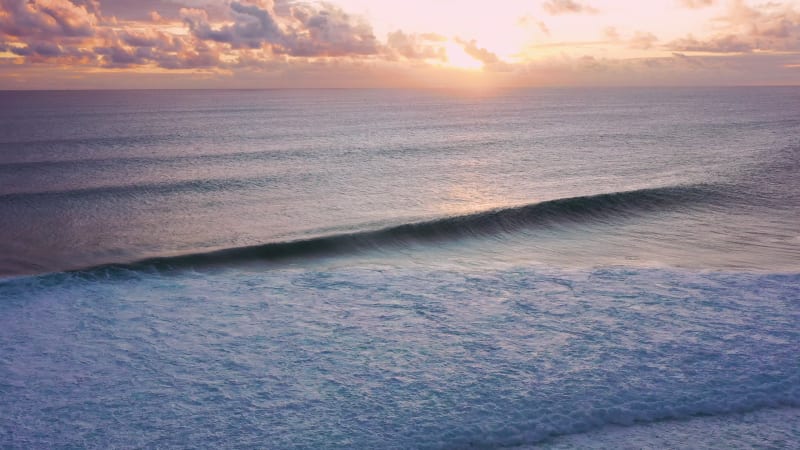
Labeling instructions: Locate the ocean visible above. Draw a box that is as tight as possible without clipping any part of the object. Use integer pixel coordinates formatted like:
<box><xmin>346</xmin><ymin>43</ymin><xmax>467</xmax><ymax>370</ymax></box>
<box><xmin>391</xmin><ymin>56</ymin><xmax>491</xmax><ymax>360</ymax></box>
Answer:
<box><xmin>0</xmin><ymin>87</ymin><xmax>798</xmax><ymax>448</ymax></box>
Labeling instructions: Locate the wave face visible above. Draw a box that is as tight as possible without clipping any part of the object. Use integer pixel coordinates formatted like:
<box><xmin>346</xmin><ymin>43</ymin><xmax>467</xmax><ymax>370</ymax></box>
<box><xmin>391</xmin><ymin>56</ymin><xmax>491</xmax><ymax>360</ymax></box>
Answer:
<box><xmin>119</xmin><ymin>184</ymin><xmax>720</xmax><ymax>272</ymax></box>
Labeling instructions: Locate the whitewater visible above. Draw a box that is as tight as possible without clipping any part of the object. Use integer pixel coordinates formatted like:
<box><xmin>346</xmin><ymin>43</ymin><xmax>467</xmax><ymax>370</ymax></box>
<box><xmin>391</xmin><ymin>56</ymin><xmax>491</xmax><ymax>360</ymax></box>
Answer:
<box><xmin>1</xmin><ymin>87</ymin><xmax>798</xmax><ymax>448</ymax></box>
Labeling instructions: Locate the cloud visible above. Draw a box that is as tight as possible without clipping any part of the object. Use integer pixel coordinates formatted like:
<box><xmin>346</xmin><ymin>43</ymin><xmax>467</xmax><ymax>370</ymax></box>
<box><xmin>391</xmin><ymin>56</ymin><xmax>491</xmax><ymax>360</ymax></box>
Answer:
<box><xmin>517</xmin><ymin>15</ymin><xmax>550</xmax><ymax>35</ymax></box>
<box><xmin>456</xmin><ymin>38</ymin><xmax>499</xmax><ymax>64</ymax></box>
<box><xmin>10</xmin><ymin>41</ymin><xmax>62</xmax><ymax>56</ymax></box>
<box><xmin>0</xmin><ymin>0</ymin><xmax>105</xmax><ymax>66</ymax></box>
<box><xmin>93</xmin><ymin>27</ymin><xmax>221</xmax><ymax>69</ymax></box>
<box><xmin>0</xmin><ymin>0</ymin><xmax>229</xmax><ymax>70</ymax></box>
<box><xmin>510</xmin><ymin>51</ymin><xmax>783</xmax><ymax>86</ymax></box>
<box><xmin>182</xmin><ymin>1</ymin><xmax>379</xmax><ymax>57</ymax></box>
<box><xmin>0</xmin><ymin>0</ymin><xmax>420</xmax><ymax>74</ymax></box>
<box><xmin>455</xmin><ymin>38</ymin><xmax>512</xmax><ymax>71</ymax></box>
<box><xmin>600</xmin><ymin>28</ymin><xmax>658</xmax><ymax>50</ymax></box>
<box><xmin>385</xmin><ymin>30</ymin><xmax>446</xmax><ymax>61</ymax></box>
<box><xmin>679</xmin><ymin>0</ymin><xmax>714</xmax><ymax>8</ymax></box>
<box><xmin>542</xmin><ymin>0</ymin><xmax>598</xmax><ymax>15</ymax></box>
<box><xmin>1</xmin><ymin>0</ymin><xmax>386</xmax><ymax>71</ymax></box>
<box><xmin>669</xmin><ymin>34</ymin><xmax>752</xmax><ymax>53</ymax></box>
<box><xmin>149</xmin><ymin>10</ymin><xmax>168</xmax><ymax>24</ymax></box>
<box><xmin>0</xmin><ymin>0</ymin><xmax>98</xmax><ymax>38</ymax></box>
<box><xmin>628</xmin><ymin>31</ymin><xmax>658</xmax><ymax>50</ymax></box>
<box><xmin>671</xmin><ymin>52</ymin><xmax>705</xmax><ymax>67</ymax></box>
<box><xmin>603</xmin><ymin>26</ymin><xmax>619</xmax><ymax>41</ymax></box>
<box><xmin>668</xmin><ymin>0</ymin><xmax>800</xmax><ymax>53</ymax></box>
<box><xmin>95</xmin><ymin>0</ymin><xmax>226</xmax><ymax>21</ymax></box>
<box><xmin>1</xmin><ymin>0</ymin><xmax>799</xmax><ymax>88</ymax></box>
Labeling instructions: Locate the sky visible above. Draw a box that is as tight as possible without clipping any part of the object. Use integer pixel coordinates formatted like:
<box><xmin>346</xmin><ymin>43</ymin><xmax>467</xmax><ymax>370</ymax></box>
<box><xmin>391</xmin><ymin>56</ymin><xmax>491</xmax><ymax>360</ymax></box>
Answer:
<box><xmin>0</xmin><ymin>0</ymin><xmax>799</xmax><ymax>88</ymax></box>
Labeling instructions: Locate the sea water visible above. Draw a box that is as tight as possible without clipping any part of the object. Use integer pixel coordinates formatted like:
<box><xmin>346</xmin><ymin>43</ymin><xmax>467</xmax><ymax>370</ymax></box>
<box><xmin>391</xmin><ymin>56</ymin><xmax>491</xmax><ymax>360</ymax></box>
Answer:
<box><xmin>0</xmin><ymin>88</ymin><xmax>798</xmax><ymax>447</ymax></box>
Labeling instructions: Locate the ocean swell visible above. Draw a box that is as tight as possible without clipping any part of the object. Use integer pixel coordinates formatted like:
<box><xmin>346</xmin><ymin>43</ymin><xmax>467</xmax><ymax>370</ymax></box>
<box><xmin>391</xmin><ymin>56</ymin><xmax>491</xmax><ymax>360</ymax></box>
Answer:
<box><xmin>115</xmin><ymin>184</ymin><xmax>723</xmax><ymax>272</ymax></box>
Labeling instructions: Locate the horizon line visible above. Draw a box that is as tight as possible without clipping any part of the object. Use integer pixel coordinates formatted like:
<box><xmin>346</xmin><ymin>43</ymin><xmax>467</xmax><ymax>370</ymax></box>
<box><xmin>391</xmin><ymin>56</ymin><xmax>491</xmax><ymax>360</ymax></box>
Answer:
<box><xmin>2</xmin><ymin>84</ymin><xmax>800</xmax><ymax>92</ymax></box>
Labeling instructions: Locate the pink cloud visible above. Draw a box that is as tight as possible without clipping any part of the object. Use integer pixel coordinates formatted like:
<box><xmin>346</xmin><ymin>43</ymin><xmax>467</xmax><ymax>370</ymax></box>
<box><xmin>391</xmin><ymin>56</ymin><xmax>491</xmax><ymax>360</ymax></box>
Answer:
<box><xmin>182</xmin><ymin>1</ymin><xmax>379</xmax><ymax>57</ymax></box>
<box><xmin>542</xmin><ymin>0</ymin><xmax>598</xmax><ymax>15</ymax></box>
<box><xmin>679</xmin><ymin>0</ymin><xmax>715</xmax><ymax>9</ymax></box>
<box><xmin>628</xmin><ymin>31</ymin><xmax>659</xmax><ymax>50</ymax></box>
<box><xmin>455</xmin><ymin>38</ymin><xmax>512</xmax><ymax>71</ymax></box>
<box><xmin>386</xmin><ymin>30</ymin><xmax>447</xmax><ymax>61</ymax></box>
<box><xmin>668</xmin><ymin>0</ymin><xmax>800</xmax><ymax>53</ymax></box>
<box><xmin>0</xmin><ymin>0</ymin><xmax>98</xmax><ymax>38</ymax></box>
<box><xmin>0</xmin><ymin>0</ymin><xmax>798</xmax><ymax>88</ymax></box>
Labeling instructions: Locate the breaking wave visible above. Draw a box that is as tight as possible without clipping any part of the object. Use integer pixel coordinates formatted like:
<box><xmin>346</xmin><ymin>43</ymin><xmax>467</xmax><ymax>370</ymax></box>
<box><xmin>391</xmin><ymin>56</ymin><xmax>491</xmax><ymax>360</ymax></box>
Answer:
<box><xmin>104</xmin><ymin>183</ymin><xmax>723</xmax><ymax>272</ymax></box>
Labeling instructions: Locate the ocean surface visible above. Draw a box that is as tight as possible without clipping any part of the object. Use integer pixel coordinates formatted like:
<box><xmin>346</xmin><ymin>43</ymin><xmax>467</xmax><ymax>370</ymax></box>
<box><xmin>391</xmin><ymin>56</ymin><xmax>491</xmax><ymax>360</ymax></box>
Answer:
<box><xmin>0</xmin><ymin>87</ymin><xmax>798</xmax><ymax>448</ymax></box>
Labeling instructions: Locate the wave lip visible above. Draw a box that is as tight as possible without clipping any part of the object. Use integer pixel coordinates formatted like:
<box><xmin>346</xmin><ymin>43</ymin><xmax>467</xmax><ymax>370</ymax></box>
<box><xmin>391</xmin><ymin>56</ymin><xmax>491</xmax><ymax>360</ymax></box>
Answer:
<box><xmin>107</xmin><ymin>183</ymin><xmax>721</xmax><ymax>272</ymax></box>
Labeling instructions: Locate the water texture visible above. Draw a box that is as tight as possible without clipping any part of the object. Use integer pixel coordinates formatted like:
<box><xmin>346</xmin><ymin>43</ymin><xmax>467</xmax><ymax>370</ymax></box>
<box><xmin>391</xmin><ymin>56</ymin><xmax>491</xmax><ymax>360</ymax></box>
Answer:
<box><xmin>1</xmin><ymin>87</ymin><xmax>798</xmax><ymax>448</ymax></box>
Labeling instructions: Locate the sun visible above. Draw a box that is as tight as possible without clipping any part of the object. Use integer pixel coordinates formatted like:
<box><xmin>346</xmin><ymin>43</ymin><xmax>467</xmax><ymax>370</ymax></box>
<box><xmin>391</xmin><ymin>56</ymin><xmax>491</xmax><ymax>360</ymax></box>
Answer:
<box><xmin>442</xmin><ymin>41</ymin><xmax>484</xmax><ymax>71</ymax></box>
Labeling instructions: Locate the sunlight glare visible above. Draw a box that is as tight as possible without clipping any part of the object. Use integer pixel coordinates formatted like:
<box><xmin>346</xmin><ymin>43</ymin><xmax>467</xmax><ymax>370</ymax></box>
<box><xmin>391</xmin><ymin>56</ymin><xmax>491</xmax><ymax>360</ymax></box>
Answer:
<box><xmin>443</xmin><ymin>41</ymin><xmax>483</xmax><ymax>71</ymax></box>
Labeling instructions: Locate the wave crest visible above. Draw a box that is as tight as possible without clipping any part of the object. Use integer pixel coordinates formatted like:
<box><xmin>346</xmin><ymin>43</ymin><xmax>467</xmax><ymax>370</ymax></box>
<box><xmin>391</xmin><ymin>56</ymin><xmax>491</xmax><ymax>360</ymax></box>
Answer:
<box><xmin>104</xmin><ymin>184</ymin><xmax>721</xmax><ymax>272</ymax></box>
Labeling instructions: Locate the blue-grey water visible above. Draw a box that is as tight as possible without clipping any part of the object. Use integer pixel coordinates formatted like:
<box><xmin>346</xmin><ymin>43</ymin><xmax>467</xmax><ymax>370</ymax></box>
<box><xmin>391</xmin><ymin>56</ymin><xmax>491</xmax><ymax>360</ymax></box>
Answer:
<box><xmin>1</xmin><ymin>88</ymin><xmax>798</xmax><ymax>448</ymax></box>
